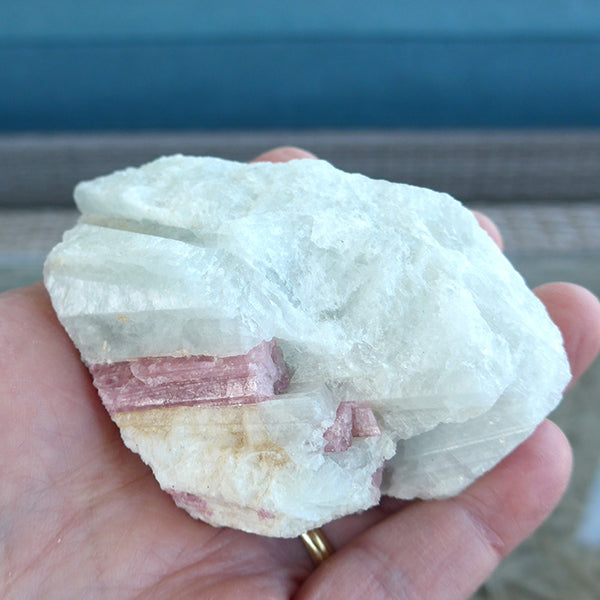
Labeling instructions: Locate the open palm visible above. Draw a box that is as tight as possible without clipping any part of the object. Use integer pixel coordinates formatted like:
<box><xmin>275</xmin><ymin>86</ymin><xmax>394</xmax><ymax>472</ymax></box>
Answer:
<box><xmin>2</xmin><ymin>148</ymin><xmax>600</xmax><ymax>600</ymax></box>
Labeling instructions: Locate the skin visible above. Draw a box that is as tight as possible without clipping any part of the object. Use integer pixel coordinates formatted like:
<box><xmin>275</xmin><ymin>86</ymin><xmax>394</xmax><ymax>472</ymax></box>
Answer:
<box><xmin>1</xmin><ymin>147</ymin><xmax>599</xmax><ymax>599</ymax></box>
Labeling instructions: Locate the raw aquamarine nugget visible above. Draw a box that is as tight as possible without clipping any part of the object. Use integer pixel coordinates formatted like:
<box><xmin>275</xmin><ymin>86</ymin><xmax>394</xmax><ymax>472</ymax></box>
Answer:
<box><xmin>43</xmin><ymin>156</ymin><xmax>570</xmax><ymax>537</ymax></box>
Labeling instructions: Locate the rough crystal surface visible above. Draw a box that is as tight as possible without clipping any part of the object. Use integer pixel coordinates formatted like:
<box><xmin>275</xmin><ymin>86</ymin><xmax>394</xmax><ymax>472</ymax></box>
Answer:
<box><xmin>43</xmin><ymin>156</ymin><xmax>571</xmax><ymax>537</ymax></box>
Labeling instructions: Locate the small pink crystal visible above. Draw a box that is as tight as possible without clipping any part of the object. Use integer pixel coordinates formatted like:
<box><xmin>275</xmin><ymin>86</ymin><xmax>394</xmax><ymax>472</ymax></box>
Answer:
<box><xmin>324</xmin><ymin>401</ymin><xmax>382</xmax><ymax>452</ymax></box>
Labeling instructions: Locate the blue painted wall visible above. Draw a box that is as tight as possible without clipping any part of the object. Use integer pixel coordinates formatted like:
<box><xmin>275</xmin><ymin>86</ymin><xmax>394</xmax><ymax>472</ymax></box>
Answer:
<box><xmin>1</xmin><ymin>2</ymin><xmax>599</xmax><ymax>130</ymax></box>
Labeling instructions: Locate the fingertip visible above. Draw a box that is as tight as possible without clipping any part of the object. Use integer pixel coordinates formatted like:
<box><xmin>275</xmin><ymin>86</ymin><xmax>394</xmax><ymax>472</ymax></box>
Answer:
<box><xmin>0</xmin><ymin>282</ymin><xmax>53</xmax><ymax>323</ymax></box>
<box><xmin>535</xmin><ymin>282</ymin><xmax>600</xmax><ymax>385</ymax></box>
<box><xmin>299</xmin><ymin>420</ymin><xmax>574</xmax><ymax>600</ymax></box>
<box><xmin>535</xmin><ymin>420</ymin><xmax>573</xmax><ymax>498</ymax></box>
<box><xmin>496</xmin><ymin>419</ymin><xmax>572</xmax><ymax>514</ymax></box>
<box><xmin>250</xmin><ymin>146</ymin><xmax>318</xmax><ymax>163</ymax></box>
<box><xmin>472</xmin><ymin>210</ymin><xmax>504</xmax><ymax>251</ymax></box>
<box><xmin>455</xmin><ymin>419</ymin><xmax>572</xmax><ymax>565</ymax></box>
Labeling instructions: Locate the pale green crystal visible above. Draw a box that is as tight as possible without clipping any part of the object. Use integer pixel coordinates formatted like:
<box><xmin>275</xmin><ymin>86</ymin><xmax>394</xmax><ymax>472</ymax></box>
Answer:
<box><xmin>44</xmin><ymin>156</ymin><xmax>571</xmax><ymax>533</ymax></box>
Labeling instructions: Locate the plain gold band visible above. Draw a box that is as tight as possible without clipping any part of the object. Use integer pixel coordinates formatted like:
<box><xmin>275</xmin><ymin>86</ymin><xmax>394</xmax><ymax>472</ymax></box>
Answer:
<box><xmin>300</xmin><ymin>528</ymin><xmax>334</xmax><ymax>566</ymax></box>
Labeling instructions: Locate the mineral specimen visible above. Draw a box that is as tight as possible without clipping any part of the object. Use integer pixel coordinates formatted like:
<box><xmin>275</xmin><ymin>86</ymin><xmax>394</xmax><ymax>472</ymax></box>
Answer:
<box><xmin>43</xmin><ymin>156</ymin><xmax>571</xmax><ymax>537</ymax></box>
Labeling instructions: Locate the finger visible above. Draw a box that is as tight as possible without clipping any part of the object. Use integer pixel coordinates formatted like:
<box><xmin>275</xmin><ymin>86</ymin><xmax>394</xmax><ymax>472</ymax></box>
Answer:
<box><xmin>0</xmin><ymin>284</ymin><xmax>124</xmax><ymax>495</ymax></box>
<box><xmin>535</xmin><ymin>282</ymin><xmax>600</xmax><ymax>388</ymax></box>
<box><xmin>472</xmin><ymin>210</ymin><xmax>504</xmax><ymax>251</ymax></box>
<box><xmin>251</xmin><ymin>146</ymin><xmax>317</xmax><ymax>163</ymax></box>
<box><xmin>298</xmin><ymin>420</ymin><xmax>571</xmax><ymax>600</ymax></box>
<box><xmin>0</xmin><ymin>283</ymin><xmax>92</xmax><ymax>414</ymax></box>
<box><xmin>318</xmin><ymin>278</ymin><xmax>600</xmax><ymax>554</ymax></box>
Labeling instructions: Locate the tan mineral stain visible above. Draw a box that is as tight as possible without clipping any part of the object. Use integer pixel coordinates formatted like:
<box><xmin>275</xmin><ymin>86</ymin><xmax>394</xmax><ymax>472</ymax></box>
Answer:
<box><xmin>114</xmin><ymin>405</ymin><xmax>291</xmax><ymax>470</ymax></box>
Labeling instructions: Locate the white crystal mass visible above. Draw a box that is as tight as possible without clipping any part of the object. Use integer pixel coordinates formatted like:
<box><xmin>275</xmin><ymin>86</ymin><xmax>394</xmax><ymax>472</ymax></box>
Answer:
<box><xmin>44</xmin><ymin>156</ymin><xmax>571</xmax><ymax>537</ymax></box>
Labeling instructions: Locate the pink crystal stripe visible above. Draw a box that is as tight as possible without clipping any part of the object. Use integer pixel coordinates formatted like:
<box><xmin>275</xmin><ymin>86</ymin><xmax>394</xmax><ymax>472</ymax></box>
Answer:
<box><xmin>90</xmin><ymin>340</ymin><xmax>290</xmax><ymax>415</ymax></box>
<box><xmin>167</xmin><ymin>489</ymin><xmax>276</xmax><ymax>521</ymax></box>
<box><xmin>167</xmin><ymin>490</ymin><xmax>213</xmax><ymax>518</ymax></box>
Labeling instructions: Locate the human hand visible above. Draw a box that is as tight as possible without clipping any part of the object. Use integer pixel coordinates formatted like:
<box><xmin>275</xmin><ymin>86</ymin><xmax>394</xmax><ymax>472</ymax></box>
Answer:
<box><xmin>1</xmin><ymin>147</ymin><xmax>599</xmax><ymax>599</ymax></box>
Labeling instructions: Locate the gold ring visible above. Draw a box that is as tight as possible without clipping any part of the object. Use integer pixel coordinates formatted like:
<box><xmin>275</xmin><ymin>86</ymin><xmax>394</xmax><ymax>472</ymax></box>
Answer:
<box><xmin>300</xmin><ymin>528</ymin><xmax>334</xmax><ymax>566</ymax></box>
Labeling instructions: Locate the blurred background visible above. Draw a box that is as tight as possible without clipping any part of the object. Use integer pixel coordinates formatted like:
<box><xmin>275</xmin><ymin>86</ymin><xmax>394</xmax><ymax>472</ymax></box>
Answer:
<box><xmin>1</xmin><ymin>2</ymin><xmax>599</xmax><ymax>597</ymax></box>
